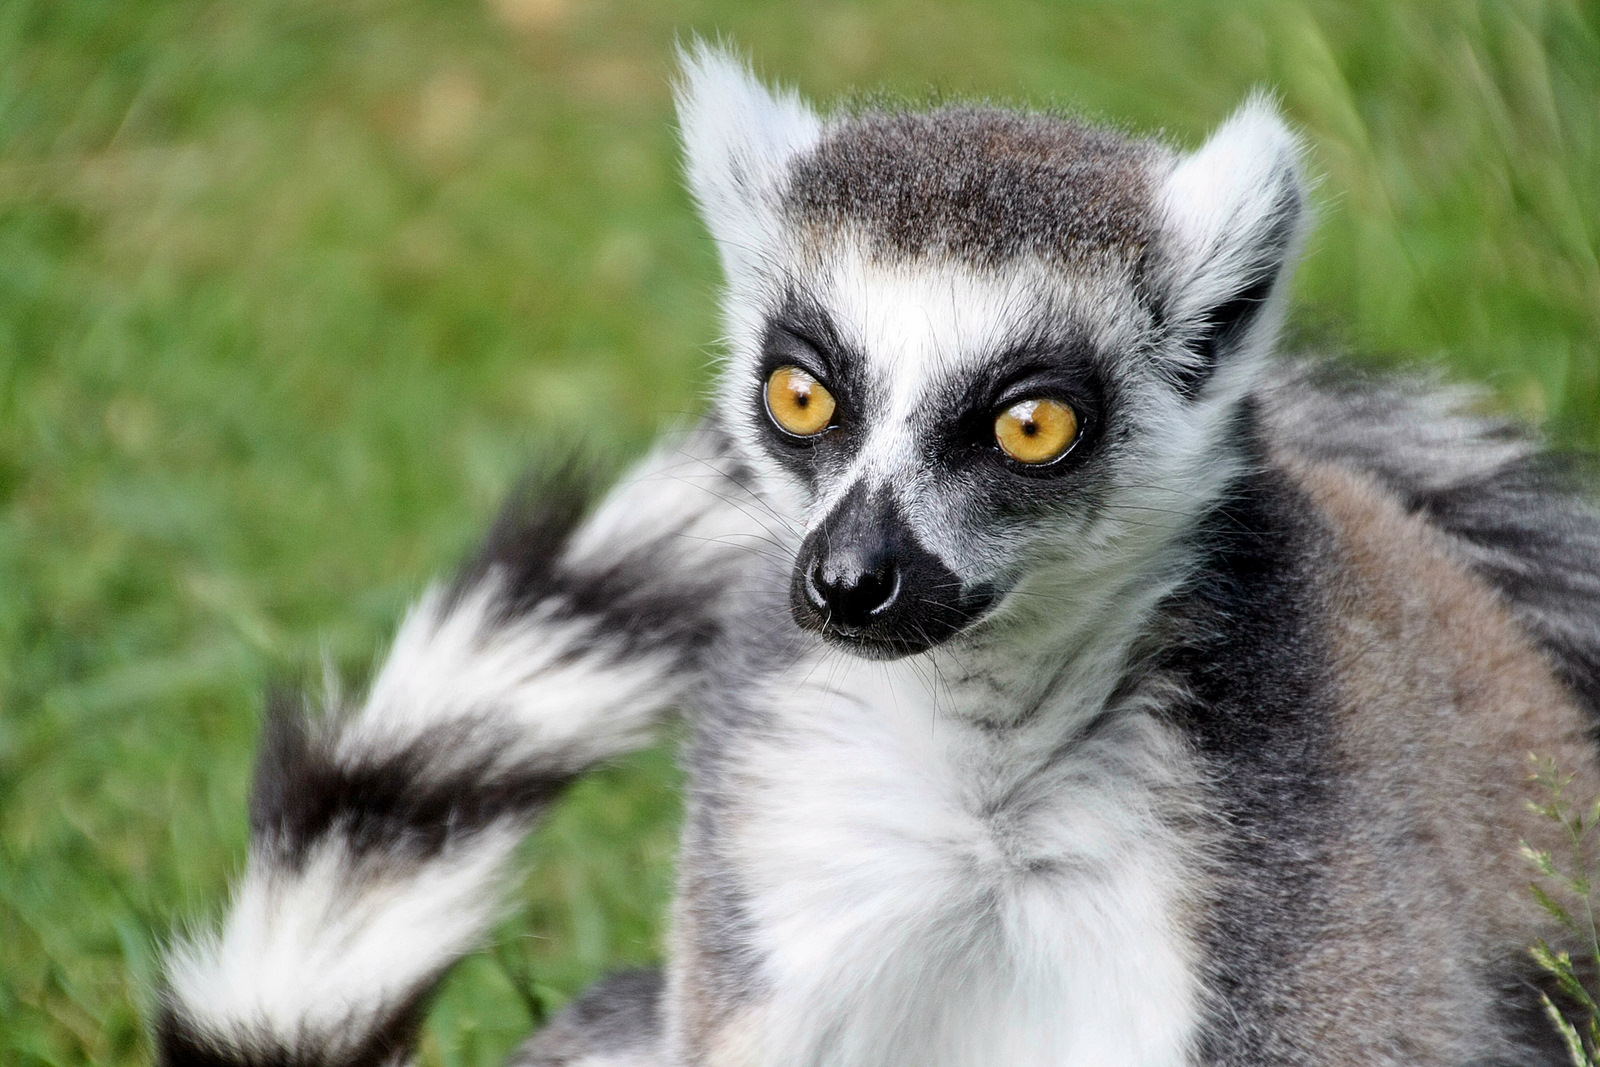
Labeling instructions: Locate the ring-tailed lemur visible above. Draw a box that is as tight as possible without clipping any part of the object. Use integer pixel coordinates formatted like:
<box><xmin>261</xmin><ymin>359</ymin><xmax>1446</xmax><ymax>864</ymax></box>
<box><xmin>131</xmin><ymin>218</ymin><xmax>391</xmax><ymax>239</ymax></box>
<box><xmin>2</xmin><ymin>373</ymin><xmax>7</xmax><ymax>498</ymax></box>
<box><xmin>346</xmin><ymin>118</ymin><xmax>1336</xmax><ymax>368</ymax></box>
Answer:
<box><xmin>157</xmin><ymin>44</ymin><xmax>1600</xmax><ymax>1067</ymax></box>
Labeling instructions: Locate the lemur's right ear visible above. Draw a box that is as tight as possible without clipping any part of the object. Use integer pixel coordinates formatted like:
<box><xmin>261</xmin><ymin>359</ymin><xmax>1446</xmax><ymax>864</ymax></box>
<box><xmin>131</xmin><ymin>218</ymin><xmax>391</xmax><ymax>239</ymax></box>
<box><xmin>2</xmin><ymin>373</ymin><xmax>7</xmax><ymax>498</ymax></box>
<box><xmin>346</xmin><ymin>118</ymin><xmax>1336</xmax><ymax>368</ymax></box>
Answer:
<box><xmin>1155</xmin><ymin>95</ymin><xmax>1308</xmax><ymax>400</ymax></box>
<box><xmin>675</xmin><ymin>41</ymin><xmax>822</xmax><ymax>287</ymax></box>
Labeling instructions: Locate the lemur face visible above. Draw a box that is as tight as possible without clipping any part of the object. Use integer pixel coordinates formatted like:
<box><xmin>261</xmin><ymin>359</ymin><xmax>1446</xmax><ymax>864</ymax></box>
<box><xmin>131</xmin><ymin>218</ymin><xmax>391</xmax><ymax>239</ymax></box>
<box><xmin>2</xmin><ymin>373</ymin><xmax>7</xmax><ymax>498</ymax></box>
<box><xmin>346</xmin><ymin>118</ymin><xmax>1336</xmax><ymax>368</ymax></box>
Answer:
<box><xmin>742</xmin><ymin>255</ymin><xmax>1151</xmax><ymax>659</ymax></box>
<box><xmin>678</xmin><ymin>47</ymin><xmax>1305</xmax><ymax>659</ymax></box>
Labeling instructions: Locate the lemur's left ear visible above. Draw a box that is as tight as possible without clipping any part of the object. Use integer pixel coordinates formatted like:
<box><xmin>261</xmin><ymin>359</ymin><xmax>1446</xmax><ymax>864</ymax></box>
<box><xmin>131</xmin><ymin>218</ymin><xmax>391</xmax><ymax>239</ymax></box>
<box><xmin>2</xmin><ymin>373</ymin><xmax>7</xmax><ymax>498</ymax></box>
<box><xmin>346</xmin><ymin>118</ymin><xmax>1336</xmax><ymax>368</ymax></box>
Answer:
<box><xmin>675</xmin><ymin>41</ymin><xmax>822</xmax><ymax>287</ymax></box>
<box><xmin>1156</xmin><ymin>94</ymin><xmax>1308</xmax><ymax>399</ymax></box>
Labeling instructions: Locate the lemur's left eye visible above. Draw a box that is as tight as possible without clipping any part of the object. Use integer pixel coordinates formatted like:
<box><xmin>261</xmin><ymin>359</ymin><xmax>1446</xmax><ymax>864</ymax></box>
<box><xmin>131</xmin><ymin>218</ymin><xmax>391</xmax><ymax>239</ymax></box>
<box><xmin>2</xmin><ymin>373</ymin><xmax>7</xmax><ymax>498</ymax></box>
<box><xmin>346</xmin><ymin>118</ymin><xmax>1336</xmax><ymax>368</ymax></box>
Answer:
<box><xmin>994</xmin><ymin>398</ymin><xmax>1080</xmax><ymax>464</ymax></box>
<box><xmin>766</xmin><ymin>366</ymin><xmax>836</xmax><ymax>437</ymax></box>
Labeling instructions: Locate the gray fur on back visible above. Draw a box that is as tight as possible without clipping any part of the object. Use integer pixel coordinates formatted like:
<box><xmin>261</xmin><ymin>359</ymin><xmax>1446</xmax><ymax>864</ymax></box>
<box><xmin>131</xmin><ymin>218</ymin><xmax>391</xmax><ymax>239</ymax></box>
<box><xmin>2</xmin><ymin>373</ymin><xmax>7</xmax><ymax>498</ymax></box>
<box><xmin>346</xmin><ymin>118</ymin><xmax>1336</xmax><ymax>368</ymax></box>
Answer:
<box><xmin>1262</xmin><ymin>361</ymin><xmax>1600</xmax><ymax>716</ymax></box>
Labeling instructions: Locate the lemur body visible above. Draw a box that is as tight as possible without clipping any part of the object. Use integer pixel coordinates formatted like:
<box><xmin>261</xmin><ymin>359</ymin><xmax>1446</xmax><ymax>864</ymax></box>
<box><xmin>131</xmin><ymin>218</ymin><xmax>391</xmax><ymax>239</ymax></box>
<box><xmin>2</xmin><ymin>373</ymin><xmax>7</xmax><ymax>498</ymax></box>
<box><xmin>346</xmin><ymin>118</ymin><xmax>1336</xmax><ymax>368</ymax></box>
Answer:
<box><xmin>158</xmin><ymin>46</ymin><xmax>1600</xmax><ymax>1067</ymax></box>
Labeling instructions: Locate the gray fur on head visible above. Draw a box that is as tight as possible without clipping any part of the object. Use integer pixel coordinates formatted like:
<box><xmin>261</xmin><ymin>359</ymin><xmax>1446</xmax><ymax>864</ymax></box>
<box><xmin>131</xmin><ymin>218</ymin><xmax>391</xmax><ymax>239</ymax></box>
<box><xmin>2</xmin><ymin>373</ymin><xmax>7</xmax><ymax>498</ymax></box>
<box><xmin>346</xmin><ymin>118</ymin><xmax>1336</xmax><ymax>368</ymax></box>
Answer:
<box><xmin>783</xmin><ymin>106</ymin><xmax>1165</xmax><ymax>267</ymax></box>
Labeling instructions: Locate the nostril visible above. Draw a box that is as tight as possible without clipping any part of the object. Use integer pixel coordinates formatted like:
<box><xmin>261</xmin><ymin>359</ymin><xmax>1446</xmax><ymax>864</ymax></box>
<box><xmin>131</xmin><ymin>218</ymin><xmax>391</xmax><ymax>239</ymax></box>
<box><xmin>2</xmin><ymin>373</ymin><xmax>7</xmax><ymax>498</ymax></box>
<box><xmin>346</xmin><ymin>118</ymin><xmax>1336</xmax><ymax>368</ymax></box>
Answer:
<box><xmin>853</xmin><ymin>568</ymin><xmax>898</xmax><ymax>617</ymax></box>
<box><xmin>804</xmin><ymin>559</ymin><xmax>829</xmax><ymax>611</ymax></box>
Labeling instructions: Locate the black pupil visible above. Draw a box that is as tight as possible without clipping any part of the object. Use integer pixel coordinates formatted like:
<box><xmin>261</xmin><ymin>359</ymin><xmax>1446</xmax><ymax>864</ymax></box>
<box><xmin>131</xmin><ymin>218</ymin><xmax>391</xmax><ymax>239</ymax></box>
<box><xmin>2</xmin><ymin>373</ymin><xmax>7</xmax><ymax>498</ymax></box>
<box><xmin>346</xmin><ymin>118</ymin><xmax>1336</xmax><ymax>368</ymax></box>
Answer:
<box><xmin>1022</xmin><ymin>420</ymin><xmax>1038</xmax><ymax>436</ymax></box>
<box><xmin>794</xmin><ymin>390</ymin><xmax>809</xmax><ymax>408</ymax></box>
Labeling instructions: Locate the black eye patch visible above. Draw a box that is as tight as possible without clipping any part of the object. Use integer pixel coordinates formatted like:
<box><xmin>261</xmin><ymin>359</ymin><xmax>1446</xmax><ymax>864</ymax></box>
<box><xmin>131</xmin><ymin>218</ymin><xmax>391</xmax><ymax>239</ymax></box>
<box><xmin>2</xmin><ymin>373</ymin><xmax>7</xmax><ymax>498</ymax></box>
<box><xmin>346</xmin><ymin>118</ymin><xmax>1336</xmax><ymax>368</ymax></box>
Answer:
<box><xmin>751</xmin><ymin>291</ymin><xmax>873</xmax><ymax>480</ymax></box>
<box><xmin>920</xmin><ymin>338</ymin><xmax>1109</xmax><ymax>473</ymax></box>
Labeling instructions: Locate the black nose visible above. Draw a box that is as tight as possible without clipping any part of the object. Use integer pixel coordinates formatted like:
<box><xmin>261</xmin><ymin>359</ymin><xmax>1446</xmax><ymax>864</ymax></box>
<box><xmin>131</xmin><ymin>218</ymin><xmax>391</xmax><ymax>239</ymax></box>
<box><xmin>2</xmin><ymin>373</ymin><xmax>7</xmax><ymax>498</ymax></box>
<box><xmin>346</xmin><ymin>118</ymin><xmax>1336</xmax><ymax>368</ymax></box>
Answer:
<box><xmin>805</xmin><ymin>554</ymin><xmax>900</xmax><ymax>629</ymax></box>
<box><xmin>790</xmin><ymin>483</ymin><xmax>989</xmax><ymax>658</ymax></box>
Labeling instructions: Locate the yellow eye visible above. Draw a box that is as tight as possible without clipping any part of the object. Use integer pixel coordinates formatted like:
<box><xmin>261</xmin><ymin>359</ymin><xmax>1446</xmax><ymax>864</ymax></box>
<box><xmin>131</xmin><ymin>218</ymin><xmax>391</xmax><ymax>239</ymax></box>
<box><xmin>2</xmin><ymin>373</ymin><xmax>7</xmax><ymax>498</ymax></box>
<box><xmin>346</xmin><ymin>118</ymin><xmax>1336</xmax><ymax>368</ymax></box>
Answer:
<box><xmin>765</xmin><ymin>365</ymin><xmax>837</xmax><ymax>437</ymax></box>
<box><xmin>994</xmin><ymin>398</ymin><xmax>1080</xmax><ymax>464</ymax></box>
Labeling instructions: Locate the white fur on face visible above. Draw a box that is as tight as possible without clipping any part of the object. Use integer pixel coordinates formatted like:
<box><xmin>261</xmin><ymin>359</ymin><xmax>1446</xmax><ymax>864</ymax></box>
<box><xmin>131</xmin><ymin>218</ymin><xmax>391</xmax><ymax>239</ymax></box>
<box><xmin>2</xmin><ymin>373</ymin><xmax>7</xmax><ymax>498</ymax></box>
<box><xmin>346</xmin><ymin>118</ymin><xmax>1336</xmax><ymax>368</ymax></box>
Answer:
<box><xmin>716</xmin><ymin>242</ymin><xmax>1249</xmax><ymax>606</ymax></box>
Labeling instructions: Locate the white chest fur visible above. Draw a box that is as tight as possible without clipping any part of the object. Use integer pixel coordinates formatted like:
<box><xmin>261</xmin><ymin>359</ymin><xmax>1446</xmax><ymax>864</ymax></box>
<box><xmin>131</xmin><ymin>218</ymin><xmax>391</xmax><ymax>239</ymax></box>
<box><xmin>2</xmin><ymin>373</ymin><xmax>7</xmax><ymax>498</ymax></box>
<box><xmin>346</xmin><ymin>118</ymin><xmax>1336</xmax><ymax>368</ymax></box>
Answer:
<box><xmin>725</xmin><ymin>654</ymin><xmax>1206</xmax><ymax>1067</ymax></box>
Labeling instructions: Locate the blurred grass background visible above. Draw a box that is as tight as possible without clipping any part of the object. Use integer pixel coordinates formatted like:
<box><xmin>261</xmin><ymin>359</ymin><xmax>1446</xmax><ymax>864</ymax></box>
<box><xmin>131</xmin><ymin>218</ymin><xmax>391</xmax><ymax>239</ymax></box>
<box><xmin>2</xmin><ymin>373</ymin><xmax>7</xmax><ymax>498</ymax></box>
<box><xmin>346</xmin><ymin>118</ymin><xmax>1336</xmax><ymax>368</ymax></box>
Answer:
<box><xmin>1</xmin><ymin>0</ymin><xmax>1596</xmax><ymax>1062</ymax></box>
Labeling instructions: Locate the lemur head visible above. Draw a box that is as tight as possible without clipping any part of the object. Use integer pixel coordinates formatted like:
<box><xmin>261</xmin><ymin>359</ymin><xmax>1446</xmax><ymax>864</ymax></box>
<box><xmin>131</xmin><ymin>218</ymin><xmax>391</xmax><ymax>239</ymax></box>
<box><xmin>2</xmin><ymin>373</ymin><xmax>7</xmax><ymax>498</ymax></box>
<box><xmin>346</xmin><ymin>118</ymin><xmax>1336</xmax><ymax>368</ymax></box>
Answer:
<box><xmin>677</xmin><ymin>43</ymin><xmax>1307</xmax><ymax>660</ymax></box>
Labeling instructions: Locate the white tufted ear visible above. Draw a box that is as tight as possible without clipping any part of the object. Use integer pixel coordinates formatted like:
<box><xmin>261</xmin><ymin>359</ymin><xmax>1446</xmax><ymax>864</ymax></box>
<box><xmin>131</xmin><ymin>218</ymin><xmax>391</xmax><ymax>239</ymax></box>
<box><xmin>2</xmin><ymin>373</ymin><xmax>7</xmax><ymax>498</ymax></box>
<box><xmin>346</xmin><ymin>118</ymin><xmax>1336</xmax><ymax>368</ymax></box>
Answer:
<box><xmin>675</xmin><ymin>40</ymin><xmax>823</xmax><ymax>286</ymax></box>
<box><xmin>1158</xmin><ymin>94</ymin><xmax>1308</xmax><ymax>398</ymax></box>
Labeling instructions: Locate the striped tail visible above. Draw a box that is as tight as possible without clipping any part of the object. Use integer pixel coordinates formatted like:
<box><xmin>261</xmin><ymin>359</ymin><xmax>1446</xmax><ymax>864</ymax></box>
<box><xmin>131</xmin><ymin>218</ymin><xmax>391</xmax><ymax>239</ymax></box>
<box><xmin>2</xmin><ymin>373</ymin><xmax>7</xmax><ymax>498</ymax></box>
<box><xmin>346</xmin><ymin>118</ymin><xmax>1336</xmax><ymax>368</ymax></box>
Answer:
<box><xmin>156</xmin><ymin>427</ymin><xmax>779</xmax><ymax>1067</ymax></box>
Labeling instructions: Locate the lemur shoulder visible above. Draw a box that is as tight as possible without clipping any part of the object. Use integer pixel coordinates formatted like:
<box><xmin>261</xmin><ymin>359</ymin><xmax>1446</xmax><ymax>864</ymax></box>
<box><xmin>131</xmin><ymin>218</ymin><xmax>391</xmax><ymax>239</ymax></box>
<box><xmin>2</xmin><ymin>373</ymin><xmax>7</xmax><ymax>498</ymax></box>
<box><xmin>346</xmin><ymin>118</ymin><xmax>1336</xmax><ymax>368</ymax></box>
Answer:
<box><xmin>157</xmin><ymin>44</ymin><xmax>1600</xmax><ymax>1067</ymax></box>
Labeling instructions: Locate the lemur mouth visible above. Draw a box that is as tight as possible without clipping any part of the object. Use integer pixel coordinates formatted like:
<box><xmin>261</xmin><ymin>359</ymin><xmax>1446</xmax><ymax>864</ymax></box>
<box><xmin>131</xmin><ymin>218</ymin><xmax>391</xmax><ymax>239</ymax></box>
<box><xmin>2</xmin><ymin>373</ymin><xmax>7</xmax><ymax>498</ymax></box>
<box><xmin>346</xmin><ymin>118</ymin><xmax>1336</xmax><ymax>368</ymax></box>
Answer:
<box><xmin>806</xmin><ymin>606</ymin><xmax>994</xmax><ymax>660</ymax></box>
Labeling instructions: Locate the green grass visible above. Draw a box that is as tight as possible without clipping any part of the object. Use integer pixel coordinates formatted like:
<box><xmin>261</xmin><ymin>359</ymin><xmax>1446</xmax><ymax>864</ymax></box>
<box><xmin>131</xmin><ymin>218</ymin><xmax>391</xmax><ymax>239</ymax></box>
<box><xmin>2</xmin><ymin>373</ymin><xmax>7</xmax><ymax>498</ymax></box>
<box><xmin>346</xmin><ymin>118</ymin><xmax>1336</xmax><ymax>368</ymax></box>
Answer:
<box><xmin>1</xmin><ymin>0</ymin><xmax>1597</xmax><ymax>1062</ymax></box>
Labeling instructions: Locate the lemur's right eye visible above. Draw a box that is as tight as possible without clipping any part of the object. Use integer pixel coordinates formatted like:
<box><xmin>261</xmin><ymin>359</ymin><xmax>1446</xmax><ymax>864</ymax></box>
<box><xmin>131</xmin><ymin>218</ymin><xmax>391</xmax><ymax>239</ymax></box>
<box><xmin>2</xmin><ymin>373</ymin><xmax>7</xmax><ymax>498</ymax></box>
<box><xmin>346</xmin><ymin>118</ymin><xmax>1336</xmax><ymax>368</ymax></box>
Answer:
<box><xmin>765</xmin><ymin>366</ymin><xmax>836</xmax><ymax>437</ymax></box>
